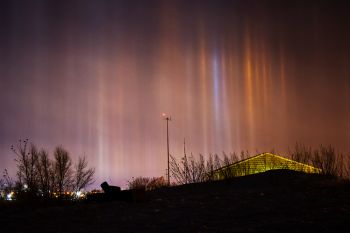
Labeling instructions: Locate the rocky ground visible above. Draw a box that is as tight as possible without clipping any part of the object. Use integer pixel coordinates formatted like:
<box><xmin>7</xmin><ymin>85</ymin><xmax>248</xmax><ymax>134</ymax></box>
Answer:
<box><xmin>1</xmin><ymin>170</ymin><xmax>350</xmax><ymax>233</ymax></box>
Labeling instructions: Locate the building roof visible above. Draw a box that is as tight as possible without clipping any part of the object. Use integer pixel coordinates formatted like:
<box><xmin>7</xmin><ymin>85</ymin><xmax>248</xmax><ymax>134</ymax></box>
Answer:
<box><xmin>214</xmin><ymin>152</ymin><xmax>321</xmax><ymax>178</ymax></box>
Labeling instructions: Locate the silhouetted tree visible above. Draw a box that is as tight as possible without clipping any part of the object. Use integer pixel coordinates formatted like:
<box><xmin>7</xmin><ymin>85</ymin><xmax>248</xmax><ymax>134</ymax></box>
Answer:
<box><xmin>289</xmin><ymin>143</ymin><xmax>344</xmax><ymax>177</ymax></box>
<box><xmin>217</xmin><ymin>151</ymin><xmax>241</xmax><ymax>179</ymax></box>
<box><xmin>214</xmin><ymin>154</ymin><xmax>221</xmax><ymax>170</ymax></box>
<box><xmin>128</xmin><ymin>177</ymin><xmax>150</xmax><ymax>190</ymax></box>
<box><xmin>0</xmin><ymin>174</ymin><xmax>5</xmax><ymax>200</ymax></box>
<box><xmin>9</xmin><ymin>139</ymin><xmax>96</xmax><ymax>201</ymax></box>
<box><xmin>170</xmin><ymin>153</ymin><xmax>208</xmax><ymax>184</ymax></box>
<box><xmin>170</xmin><ymin>155</ymin><xmax>187</xmax><ymax>184</ymax></box>
<box><xmin>206</xmin><ymin>154</ymin><xmax>215</xmax><ymax>181</ymax></box>
<box><xmin>0</xmin><ymin>178</ymin><xmax>3</xmax><ymax>193</ymax></box>
<box><xmin>54</xmin><ymin>146</ymin><xmax>72</xmax><ymax>196</ymax></box>
<box><xmin>11</xmin><ymin>140</ymin><xmax>39</xmax><ymax>193</ymax></box>
<box><xmin>171</xmin><ymin>151</ymin><xmax>250</xmax><ymax>184</ymax></box>
<box><xmin>73</xmin><ymin>156</ymin><xmax>95</xmax><ymax>192</ymax></box>
<box><xmin>128</xmin><ymin>176</ymin><xmax>167</xmax><ymax>190</ymax></box>
<box><xmin>36</xmin><ymin>149</ymin><xmax>55</xmax><ymax>197</ymax></box>
<box><xmin>188</xmin><ymin>154</ymin><xmax>206</xmax><ymax>183</ymax></box>
<box><xmin>312</xmin><ymin>144</ymin><xmax>343</xmax><ymax>177</ymax></box>
<box><xmin>146</xmin><ymin>177</ymin><xmax>167</xmax><ymax>190</ymax></box>
<box><xmin>290</xmin><ymin>143</ymin><xmax>313</xmax><ymax>165</ymax></box>
<box><xmin>2</xmin><ymin>169</ymin><xmax>14</xmax><ymax>194</ymax></box>
<box><xmin>343</xmin><ymin>154</ymin><xmax>350</xmax><ymax>179</ymax></box>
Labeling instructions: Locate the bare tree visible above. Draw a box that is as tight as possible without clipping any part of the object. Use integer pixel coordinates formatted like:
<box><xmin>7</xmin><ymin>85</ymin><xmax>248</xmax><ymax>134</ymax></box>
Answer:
<box><xmin>182</xmin><ymin>154</ymin><xmax>190</xmax><ymax>184</ymax></box>
<box><xmin>36</xmin><ymin>149</ymin><xmax>55</xmax><ymax>197</ymax></box>
<box><xmin>186</xmin><ymin>154</ymin><xmax>206</xmax><ymax>183</ymax></box>
<box><xmin>289</xmin><ymin>143</ymin><xmax>313</xmax><ymax>165</ymax></box>
<box><xmin>73</xmin><ymin>156</ymin><xmax>95</xmax><ymax>192</ymax></box>
<box><xmin>128</xmin><ymin>177</ymin><xmax>150</xmax><ymax>190</ymax></box>
<box><xmin>54</xmin><ymin>146</ymin><xmax>72</xmax><ymax>196</ymax></box>
<box><xmin>219</xmin><ymin>152</ymin><xmax>234</xmax><ymax>179</ymax></box>
<box><xmin>197</xmin><ymin>154</ymin><xmax>206</xmax><ymax>182</ymax></box>
<box><xmin>11</xmin><ymin>140</ymin><xmax>39</xmax><ymax>193</ymax></box>
<box><xmin>229</xmin><ymin>152</ymin><xmax>239</xmax><ymax>163</ymax></box>
<box><xmin>343</xmin><ymin>153</ymin><xmax>350</xmax><ymax>179</ymax></box>
<box><xmin>146</xmin><ymin>177</ymin><xmax>167</xmax><ymax>190</ymax></box>
<box><xmin>169</xmin><ymin>153</ymin><xmax>194</xmax><ymax>184</ymax></box>
<box><xmin>312</xmin><ymin>144</ymin><xmax>342</xmax><ymax>177</ymax></box>
<box><xmin>2</xmin><ymin>169</ymin><xmax>14</xmax><ymax>193</ymax></box>
<box><xmin>217</xmin><ymin>151</ymin><xmax>242</xmax><ymax>179</ymax></box>
<box><xmin>128</xmin><ymin>176</ymin><xmax>166</xmax><ymax>190</ymax></box>
<box><xmin>170</xmin><ymin>153</ymin><xmax>207</xmax><ymax>184</ymax></box>
<box><xmin>170</xmin><ymin>154</ymin><xmax>187</xmax><ymax>184</ymax></box>
<box><xmin>0</xmin><ymin>178</ymin><xmax>3</xmax><ymax>193</ymax></box>
<box><xmin>214</xmin><ymin>154</ymin><xmax>221</xmax><ymax>170</ymax></box>
<box><xmin>289</xmin><ymin>143</ymin><xmax>344</xmax><ymax>177</ymax></box>
<box><xmin>206</xmin><ymin>154</ymin><xmax>215</xmax><ymax>181</ymax></box>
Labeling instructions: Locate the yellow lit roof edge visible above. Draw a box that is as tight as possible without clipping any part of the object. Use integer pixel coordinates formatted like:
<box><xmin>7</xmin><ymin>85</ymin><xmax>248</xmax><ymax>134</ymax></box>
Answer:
<box><xmin>214</xmin><ymin>152</ymin><xmax>321</xmax><ymax>172</ymax></box>
<box><xmin>264</xmin><ymin>153</ymin><xmax>321</xmax><ymax>171</ymax></box>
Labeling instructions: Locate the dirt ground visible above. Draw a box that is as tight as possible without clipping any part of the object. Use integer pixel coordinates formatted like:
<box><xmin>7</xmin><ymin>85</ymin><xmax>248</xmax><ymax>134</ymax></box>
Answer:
<box><xmin>1</xmin><ymin>170</ymin><xmax>350</xmax><ymax>233</ymax></box>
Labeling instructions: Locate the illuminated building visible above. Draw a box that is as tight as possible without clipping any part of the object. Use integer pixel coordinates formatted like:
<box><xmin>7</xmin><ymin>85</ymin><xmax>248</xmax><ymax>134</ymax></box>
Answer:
<box><xmin>214</xmin><ymin>153</ymin><xmax>321</xmax><ymax>179</ymax></box>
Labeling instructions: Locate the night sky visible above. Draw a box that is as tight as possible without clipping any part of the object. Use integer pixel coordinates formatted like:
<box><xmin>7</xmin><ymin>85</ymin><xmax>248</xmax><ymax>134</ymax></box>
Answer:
<box><xmin>0</xmin><ymin>0</ymin><xmax>349</xmax><ymax>188</ymax></box>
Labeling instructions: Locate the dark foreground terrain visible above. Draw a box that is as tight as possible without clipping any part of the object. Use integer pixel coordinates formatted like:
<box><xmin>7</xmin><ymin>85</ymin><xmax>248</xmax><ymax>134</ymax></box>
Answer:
<box><xmin>1</xmin><ymin>170</ymin><xmax>350</xmax><ymax>233</ymax></box>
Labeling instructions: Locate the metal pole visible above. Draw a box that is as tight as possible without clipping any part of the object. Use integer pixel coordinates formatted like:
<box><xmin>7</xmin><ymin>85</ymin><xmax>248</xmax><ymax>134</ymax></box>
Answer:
<box><xmin>184</xmin><ymin>138</ymin><xmax>188</xmax><ymax>184</ymax></box>
<box><xmin>166</xmin><ymin>117</ymin><xmax>170</xmax><ymax>186</ymax></box>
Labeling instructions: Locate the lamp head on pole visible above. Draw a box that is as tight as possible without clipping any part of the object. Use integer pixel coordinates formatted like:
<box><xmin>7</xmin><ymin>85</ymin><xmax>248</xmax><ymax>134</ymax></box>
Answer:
<box><xmin>161</xmin><ymin>112</ymin><xmax>171</xmax><ymax>121</ymax></box>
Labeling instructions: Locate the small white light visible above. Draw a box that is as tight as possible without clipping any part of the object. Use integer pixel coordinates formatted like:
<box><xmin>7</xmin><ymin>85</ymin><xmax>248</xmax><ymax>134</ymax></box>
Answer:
<box><xmin>6</xmin><ymin>192</ymin><xmax>13</xmax><ymax>201</ymax></box>
<box><xmin>76</xmin><ymin>191</ymin><xmax>81</xmax><ymax>197</ymax></box>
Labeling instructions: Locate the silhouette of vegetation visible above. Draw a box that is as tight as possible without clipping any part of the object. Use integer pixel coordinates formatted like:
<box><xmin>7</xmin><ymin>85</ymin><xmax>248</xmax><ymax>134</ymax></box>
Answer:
<box><xmin>344</xmin><ymin>156</ymin><xmax>350</xmax><ymax>179</ymax></box>
<box><xmin>205</xmin><ymin>153</ymin><xmax>220</xmax><ymax>181</ymax></box>
<box><xmin>4</xmin><ymin>139</ymin><xmax>95</xmax><ymax>202</ymax></box>
<box><xmin>0</xmin><ymin>169</ymin><xmax>14</xmax><ymax>200</ymax></box>
<box><xmin>11</xmin><ymin>140</ymin><xmax>39</xmax><ymax>195</ymax></box>
<box><xmin>217</xmin><ymin>151</ymin><xmax>245</xmax><ymax>179</ymax></box>
<box><xmin>289</xmin><ymin>143</ymin><xmax>345</xmax><ymax>177</ymax></box>
<box><xmin>36</xmin><ymin>149</ymin><xmax>55</xmax><ymax>198</ymax></box>
<box><xmin>290</xmin><ymin>143</ymin><xmax>313</xmax><ymax>165</ymax></box>
<box><xmin>3</xmin><ymin>139</ymin><xmax>349</xmax><ymax>204</ymax></box>
<box><xmin>170</xmin><ymin>151</ymin><xmax>250</xmax><ymax>184</ymax></box>
<box><xmin>128</xmin><ymin>176</ymin><xmax>167</xmax><ymax>190</ymax></box>
<box><xmin>128</xmin><ymin>177</ymin><xmax>149</xmax><ymax>189</ymax></box>
<box><xmin>54</xmin><ymin>146</ymin><xmax>73</xmax><ymax>196</ymax></box>
<box><xmin>73</xmin><ymin>156</ymin><xmax>95</xmax><ymax>193</ymax></box>
<box><xmin>313</xmin><ymin>144</ymin><xmax>344</xmax><ymax>177</ymax></box>
<box><xmin>170</xmin><ymin>145</ymin><xmax>350</xmax><ymax>186</ymax></box>
<box><xmin>170</xmin><ymin>153</ymin><xmax>207</xmax><ymax>184</ymax></box>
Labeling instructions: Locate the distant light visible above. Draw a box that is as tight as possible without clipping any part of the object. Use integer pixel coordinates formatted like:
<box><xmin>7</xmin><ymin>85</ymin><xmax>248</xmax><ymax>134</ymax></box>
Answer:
<box><xmin>6</xmin><ymin>192</ymin><xmax>14</xmax><ymax>201</ymax></box>
<box><xmin>23</xmin><ymin>184</ymin><xmax>28</xmax><ymax>189</ymax></box>
<box><xmin>76</xmin><ymin>191</ymin><xmax>82</xmax><ymax>197</ymax></box>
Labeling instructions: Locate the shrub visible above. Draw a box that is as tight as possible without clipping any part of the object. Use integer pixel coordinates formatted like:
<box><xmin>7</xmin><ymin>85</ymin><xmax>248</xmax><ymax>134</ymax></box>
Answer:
<box><xmin>128</xmin><ymin>176</ymin><xmax>167</xmax><ymax>190</ymax></box>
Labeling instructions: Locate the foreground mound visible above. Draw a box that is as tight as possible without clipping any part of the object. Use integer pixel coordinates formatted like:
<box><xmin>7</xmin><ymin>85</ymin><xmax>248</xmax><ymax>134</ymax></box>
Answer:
<box><xmin>1</xmin><ymin>170</ymin><xmax>349</xmax><ymax>233</ymax></box>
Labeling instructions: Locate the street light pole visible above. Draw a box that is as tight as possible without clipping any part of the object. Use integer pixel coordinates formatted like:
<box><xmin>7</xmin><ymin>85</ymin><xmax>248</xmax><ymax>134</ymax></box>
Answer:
<box><xmin>166</xmin><ymin>116</ymin><xmax>170</xmax><ymax>186</ymax></box>
<box><xmin>162</xmin><ymin>113</ymin><xmax>171</xmax><ymax>186</ymax></box>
